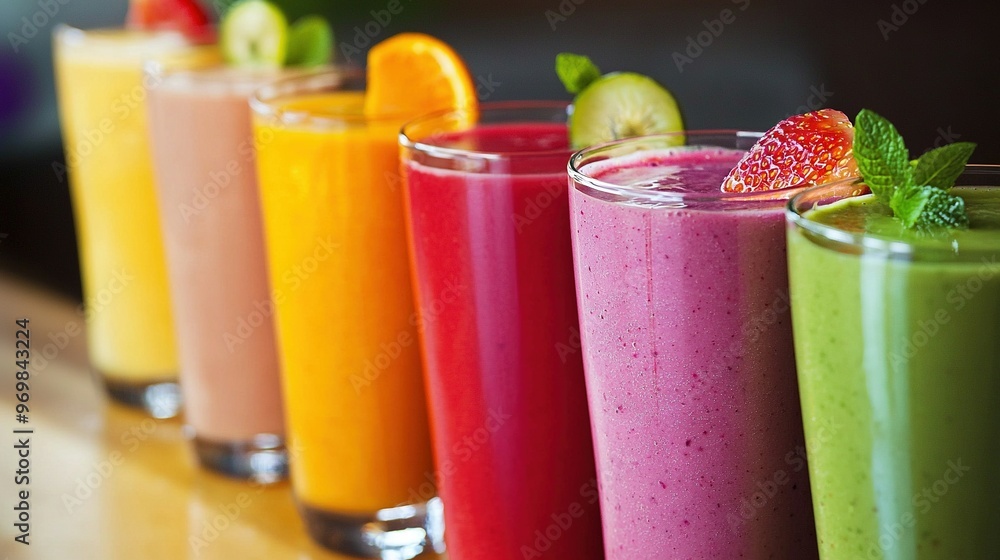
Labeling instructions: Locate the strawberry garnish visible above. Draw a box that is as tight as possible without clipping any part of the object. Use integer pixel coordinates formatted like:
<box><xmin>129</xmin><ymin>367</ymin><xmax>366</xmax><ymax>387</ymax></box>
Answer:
<box><xmin>721</xmin><ymin>109</ymin><xmax>858</xmax><ymax>193</ymax></box>
<box><xmin>126</xmin><ymin>0</ymin><xmax>214</xmax><ymax>40</ymax></box>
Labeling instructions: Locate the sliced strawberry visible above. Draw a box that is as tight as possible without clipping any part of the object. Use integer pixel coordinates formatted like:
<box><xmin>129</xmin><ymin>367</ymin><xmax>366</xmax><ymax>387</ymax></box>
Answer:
<box><xmin>126</xmin><ymin>0</ymin><xmax>158</xmax><ymax>29</ymax></box>
<box><xmin>126</xmin><ymin>0</ymin><xmax>214</xmax><ymax>40</ymax></box>
<box><xmin>721</xmin><ymin>109</ymin><xmax>858</xmax><ymax>193</ymax></box>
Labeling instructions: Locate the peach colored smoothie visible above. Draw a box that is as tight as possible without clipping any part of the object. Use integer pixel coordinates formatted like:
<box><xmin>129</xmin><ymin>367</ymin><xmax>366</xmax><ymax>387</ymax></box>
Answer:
<box><xmin>147</xmin><ymin>67</ymin><xmax>287</xmax><ymax>479</ymax></box>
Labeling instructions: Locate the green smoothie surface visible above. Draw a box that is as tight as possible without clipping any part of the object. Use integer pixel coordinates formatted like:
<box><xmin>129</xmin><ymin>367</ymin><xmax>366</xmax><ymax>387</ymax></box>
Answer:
<box><xmin>803</xmin><ymin>187</ymin><xmax>1000</xmax><ymax>255</ymax></box>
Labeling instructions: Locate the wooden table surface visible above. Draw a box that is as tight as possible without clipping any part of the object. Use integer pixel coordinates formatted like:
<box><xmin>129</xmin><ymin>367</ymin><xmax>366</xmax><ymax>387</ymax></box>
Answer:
<box><xmin>0</xmin><ymin>274</ymin><xmax>386</xmax><ymax>560</ymax></box>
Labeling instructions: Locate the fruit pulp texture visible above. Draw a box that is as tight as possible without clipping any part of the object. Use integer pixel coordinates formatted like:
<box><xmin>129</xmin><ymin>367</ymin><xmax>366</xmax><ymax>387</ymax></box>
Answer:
<box><xmin>147</xmin><ymin>70</ymin><xmax>284</xmax><ymax>442</ymax></box>
<box><xmin>403</xmin><ymin>123</ymin><xmax>603</xmax><ymax>560</ymax></box>
<box><xmin>788</xmin><ymin>189</ymin><xmax>1000</xmax><ymax>559</ymax></box>
<box><xmin>53</xmin><ymin>30</ymin><xmax>217</xmax><ymax>381</ymax></box>
<box><xmin>570</xmin><ymin>148</ymin><xmax>818</xmax><ymax>559</ymax></box>
<box><xmin>254</xmin><ymin>91</ymin><xmax>433</xmax><ymax>513</ymax></box>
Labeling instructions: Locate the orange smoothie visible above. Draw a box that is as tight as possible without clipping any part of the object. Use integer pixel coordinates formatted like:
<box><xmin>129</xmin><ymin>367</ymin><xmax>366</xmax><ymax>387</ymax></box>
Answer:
<box><xmin>252</xmin><ymin>83</ymin><xmax>433</xmax><ymax>514</ymax></box>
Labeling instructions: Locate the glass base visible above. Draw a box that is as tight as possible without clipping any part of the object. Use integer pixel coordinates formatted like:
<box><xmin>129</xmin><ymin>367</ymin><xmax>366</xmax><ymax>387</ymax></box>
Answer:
<box><xmin>103</xmin><ymin>376</ymin><xmax>182</xmax><ymax>419</ymax></box>
<box><xmin>192</xmin><ymin>433</ymin><xmax>288</xmax><ymax>484</ymax></box>
<box><xmin>300</xmin><ymin>497</ymin><xmax>445</xmax><ymax>559</ymax></box>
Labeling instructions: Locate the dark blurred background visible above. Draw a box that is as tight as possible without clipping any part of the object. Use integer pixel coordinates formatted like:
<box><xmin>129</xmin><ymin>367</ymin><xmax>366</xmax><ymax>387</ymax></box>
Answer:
<box><xmin>1</xmin><ymin>0</ymin><xmax>998</xmax><ymax>298</ymax></box>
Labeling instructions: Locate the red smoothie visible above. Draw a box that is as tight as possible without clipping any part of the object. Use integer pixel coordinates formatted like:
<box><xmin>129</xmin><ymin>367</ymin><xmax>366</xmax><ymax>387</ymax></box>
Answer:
<box><xmin>402</xmin><ymin>114</ymin><xmax>603</xmax><ymax>560</ymax></box>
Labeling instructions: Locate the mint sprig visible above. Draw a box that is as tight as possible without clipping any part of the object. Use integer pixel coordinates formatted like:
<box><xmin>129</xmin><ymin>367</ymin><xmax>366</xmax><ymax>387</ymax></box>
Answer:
<box><xmin>912</xmin><ymin>142</ymin><xmax>976</xmax><ymax>190</ymax></box>
<box><xmin>853</xmin><ymin>109</ymin><xmax>911</xmax><ymax>200</ymax></box>
<box><xmin>556</xmin><ymin>53</ymin><xmax>601</xmax><ymax>94</ymax></box>
<box><xmin>853</xmin><ymin>109</ymin><xmax>975</xmax><ymax>229</ymax></box>
<box><xmin>890</xmin><ymin>184</ymin><xmax>969</xmax><ymax>229</ymax></box>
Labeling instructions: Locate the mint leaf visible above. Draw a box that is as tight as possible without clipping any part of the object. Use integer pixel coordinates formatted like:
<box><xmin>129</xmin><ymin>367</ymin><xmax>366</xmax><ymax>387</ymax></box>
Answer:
<box><xmin>556</xmin><ymin>53</ymin><xmax>601</xmax><ymax>95</ymax></box>
<box><xmin>853</xmin><ymin>109</ymin><xmax>911</xmax><ymax>200</ymax></box>
<box><xmin>889</xmin><ymin>185</ymin><xmax>932</xmax><ymax>228</ymax></box>
<box><xmin>891</xmin><ymin>185</ymin><xmax>969</xmax><ymax>229</ymax></box>
<box><xmin>916</xmin><ymin>188</ymin><xmax>969</xmax><ymax>228</ymax></box>
<box><xmin>912</xmin><ymin>141</ymin><xmax>976</xmax><ymax>190</ymax></box>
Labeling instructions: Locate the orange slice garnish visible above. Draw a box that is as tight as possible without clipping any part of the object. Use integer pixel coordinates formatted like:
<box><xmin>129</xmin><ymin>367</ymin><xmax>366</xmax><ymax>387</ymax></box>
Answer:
<box><xmin>363</xmin><ymin>32</ymin><xmax>477</xmax><ymax>118</ymax></box>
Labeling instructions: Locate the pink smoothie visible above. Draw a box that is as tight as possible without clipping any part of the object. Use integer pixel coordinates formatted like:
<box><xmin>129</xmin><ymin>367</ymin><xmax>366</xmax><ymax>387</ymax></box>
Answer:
<box><xmin>148</xmin><ymin>68</ymin><xmax>284</xmax><ymax>443</ymax></box>
<box><xmin>569</xmin><ymin>146</ymin><xmax>817</xmax><ymax>559</ymax></box>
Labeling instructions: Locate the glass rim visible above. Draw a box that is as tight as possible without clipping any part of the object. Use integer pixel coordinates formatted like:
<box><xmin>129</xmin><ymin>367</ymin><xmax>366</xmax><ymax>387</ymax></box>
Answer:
<box><xmin>399</xmin><ymin>101</ymin><xmax>572</xmax><ymax>161</ymax></box>
<box><xmin>568</xmin><ymin>131</ymin><xmax>825</xmax><ymax>205</ymax></box>
<box><xmin>787</xmin><ymin>164</ymin><xmax>1000</xmax><ymax>257</ymax></box>
<box><xmin>249</xmin><ymin>68</ymin><xmax>417</xmax><ymax>126</ymax></box>
<box><xmin>143</xmin><ymin>60</ymin><xmax>323</xmax><ymax>93</ymax></box>
<box><xmin>53</xmin><ymin>23</ymin><xmax>212</xmax><ymax>47</ymax></box>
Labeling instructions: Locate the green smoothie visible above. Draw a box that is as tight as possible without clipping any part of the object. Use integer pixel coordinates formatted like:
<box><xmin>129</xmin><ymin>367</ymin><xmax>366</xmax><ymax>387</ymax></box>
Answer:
<box><xmin>788</xmin><ymin>185</ymin><xmax>1000</xmax><ymax>559</ymax></box>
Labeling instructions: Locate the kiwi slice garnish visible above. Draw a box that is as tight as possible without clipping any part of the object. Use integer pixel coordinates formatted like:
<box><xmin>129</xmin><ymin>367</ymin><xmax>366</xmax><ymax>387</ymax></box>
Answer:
<box><xmin>220</xmin><ymin>0</ymin><xmax>288</xmax><ymax>68</ymax></box>
<box><xmin>570</xmin><ymin>72</ymin><xmax>684</xmax><ymax>149</ymax></box>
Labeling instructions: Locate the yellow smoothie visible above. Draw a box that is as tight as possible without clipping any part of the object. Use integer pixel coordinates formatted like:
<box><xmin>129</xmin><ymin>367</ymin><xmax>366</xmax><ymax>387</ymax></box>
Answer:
<box><xmin>53</xmin><ymin>27</ymin><xmax>217</xmax><ymax>382</ymax></box>
<box><xmin>253</xmin><ymin>87</ymin><xmax>433</xmax><ymax>513</ymax></box>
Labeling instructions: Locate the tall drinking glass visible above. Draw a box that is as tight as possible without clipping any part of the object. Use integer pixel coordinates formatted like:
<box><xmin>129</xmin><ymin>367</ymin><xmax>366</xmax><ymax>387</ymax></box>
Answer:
<box><xmin>787</xmin><ymin>167</ymin><xmax>1000</xmax><ymax>559</ymax></box>
<box><xmin>400</xmin><ymin>103</ymin><xmax>603</xmax><ymax>560</ymax></box>
<box><xmin>147</xmin><ymin>65</ymin><xmax>293</xmax><ymax>481</ymax></box>
<box><xmin>569</xmin><ymin>133</ymin><xmax>818</xmax><ymax>559</ymax></box>
<box><xmin>53</xmin><ymin>25</ymin><xmax>218</xmax><ymax>417</ymax></box>
<box><xmin>250</xmin><ymin>71</ymin><xmax>441</xmax><ymax>558</ymax></box>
